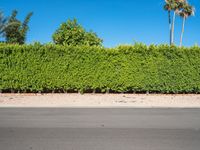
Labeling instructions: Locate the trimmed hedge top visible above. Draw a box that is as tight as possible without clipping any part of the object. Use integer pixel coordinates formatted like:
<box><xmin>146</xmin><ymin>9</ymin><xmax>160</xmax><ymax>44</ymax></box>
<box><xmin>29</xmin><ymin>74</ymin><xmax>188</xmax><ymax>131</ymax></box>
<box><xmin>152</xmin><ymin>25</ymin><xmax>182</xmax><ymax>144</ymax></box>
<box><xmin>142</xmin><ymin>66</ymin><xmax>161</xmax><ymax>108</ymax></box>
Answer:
<box><xmin>1</xmin><ymin>43</ymin><xmax>200</xmax><ymax>93</ymax></box>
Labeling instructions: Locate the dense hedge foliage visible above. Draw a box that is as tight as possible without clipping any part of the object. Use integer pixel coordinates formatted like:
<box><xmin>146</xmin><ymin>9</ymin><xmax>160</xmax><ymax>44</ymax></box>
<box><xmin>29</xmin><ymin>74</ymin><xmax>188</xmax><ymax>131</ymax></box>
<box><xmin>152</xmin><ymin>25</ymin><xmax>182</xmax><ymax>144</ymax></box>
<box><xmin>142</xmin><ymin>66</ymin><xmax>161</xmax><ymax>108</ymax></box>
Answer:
<box><xmin>1</xmin><ymin>43</ymin><xmax>200</xmax><ymax>93</ymax></box>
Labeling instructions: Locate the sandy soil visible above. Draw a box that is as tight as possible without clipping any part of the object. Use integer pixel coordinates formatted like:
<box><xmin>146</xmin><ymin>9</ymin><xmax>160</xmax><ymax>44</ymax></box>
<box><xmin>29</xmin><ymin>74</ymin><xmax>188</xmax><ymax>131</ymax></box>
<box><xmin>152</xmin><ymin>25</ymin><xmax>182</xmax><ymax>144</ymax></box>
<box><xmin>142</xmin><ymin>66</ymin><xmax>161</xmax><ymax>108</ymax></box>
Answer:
<box><xmin>0</xmin><ymin>94</ymin><xmax>200</xmax><ymax>108</ymax></box>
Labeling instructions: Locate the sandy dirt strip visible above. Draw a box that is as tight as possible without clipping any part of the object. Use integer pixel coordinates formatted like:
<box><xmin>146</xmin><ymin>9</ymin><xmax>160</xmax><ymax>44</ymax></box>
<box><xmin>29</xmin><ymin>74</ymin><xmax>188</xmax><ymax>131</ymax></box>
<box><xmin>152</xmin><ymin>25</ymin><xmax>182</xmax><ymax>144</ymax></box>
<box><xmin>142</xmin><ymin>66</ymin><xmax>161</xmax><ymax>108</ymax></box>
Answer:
<box><xmin>0</xmin><ymin>94</ymin><xmax>200</xmax><ymax>108</ymax></box>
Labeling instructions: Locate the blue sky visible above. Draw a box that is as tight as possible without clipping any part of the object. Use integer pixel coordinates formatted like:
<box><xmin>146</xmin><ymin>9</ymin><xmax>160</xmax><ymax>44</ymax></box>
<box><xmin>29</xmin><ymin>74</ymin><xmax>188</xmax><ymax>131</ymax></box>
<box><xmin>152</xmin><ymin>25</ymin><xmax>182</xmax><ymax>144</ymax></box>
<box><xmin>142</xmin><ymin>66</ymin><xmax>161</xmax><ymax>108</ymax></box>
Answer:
<box><xmin>0</xmin><ymin>0</ymin><xmax>199</xmax><ymax>47</ymax></box>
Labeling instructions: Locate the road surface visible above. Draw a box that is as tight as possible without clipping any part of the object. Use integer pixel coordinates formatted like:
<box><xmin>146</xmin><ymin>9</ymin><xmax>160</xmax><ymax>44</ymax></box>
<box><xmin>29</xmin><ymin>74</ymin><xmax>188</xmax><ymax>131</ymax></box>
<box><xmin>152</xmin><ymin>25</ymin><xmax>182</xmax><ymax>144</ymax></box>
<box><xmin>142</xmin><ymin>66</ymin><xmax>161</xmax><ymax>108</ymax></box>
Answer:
<box><xmin>0</xmin><ymin>108</ymin><xmax>200</xmax><ymax>150</ymax></box>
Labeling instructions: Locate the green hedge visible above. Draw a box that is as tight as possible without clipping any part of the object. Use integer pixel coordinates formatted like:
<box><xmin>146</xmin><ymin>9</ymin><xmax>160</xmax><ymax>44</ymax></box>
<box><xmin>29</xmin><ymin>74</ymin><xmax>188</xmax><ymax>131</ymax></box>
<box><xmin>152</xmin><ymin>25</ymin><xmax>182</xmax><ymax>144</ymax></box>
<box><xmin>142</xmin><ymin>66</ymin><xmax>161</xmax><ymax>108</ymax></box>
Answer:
<box><xmin>1</xmin><ymin>43</ymin><xmax>200</xmax><ymax>93</ymax></box>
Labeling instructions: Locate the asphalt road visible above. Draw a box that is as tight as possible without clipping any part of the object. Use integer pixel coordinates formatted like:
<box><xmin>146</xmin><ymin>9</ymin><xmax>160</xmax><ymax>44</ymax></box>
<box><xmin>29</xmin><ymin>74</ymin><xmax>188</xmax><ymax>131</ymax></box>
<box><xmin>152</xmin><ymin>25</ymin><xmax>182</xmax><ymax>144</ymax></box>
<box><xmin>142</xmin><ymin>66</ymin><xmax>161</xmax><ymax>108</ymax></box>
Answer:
<box><xmin>0</xmin><ymin>108</ymin><xmax>200</xmax><ymax>150</ymax></box>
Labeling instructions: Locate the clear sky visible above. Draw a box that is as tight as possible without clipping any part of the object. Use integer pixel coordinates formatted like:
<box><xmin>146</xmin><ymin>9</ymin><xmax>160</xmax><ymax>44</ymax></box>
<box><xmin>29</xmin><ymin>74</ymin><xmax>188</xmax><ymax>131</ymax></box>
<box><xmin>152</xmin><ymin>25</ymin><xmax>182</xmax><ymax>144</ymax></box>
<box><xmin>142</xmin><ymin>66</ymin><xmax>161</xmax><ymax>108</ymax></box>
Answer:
<box><xmin>0</xmin><ymin>0</ymin><xmax>199</xmax><ymax>47</ymax></box>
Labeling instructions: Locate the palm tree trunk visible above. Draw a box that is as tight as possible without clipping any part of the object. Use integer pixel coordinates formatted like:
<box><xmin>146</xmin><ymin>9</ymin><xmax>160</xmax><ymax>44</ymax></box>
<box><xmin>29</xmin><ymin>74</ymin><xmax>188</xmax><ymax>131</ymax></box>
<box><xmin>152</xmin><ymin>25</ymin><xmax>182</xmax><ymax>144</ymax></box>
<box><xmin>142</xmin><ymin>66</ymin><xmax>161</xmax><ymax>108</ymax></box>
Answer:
<box><xmin>168</xmin><ymin>11</ymin><xmax>172</xmax><ymax>45</ymax></box>
<box><xmin>180</xmin><ymin>17</ymin><xmax>186</xmax><ymax>47</ymax></box>
<box><xmin>171</xmin><ymin>11</ymin><xmax>176</xmax><ymax>45</ymax></box>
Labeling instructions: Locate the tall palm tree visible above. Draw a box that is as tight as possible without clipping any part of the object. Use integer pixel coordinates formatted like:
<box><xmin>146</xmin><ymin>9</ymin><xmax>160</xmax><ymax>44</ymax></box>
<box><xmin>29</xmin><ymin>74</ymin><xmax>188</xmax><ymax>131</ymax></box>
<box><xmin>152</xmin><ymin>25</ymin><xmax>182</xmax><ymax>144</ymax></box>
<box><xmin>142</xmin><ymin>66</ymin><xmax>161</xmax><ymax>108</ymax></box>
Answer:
<box><xmin>0</xmin><ymin>10</ymin><xmax>7</xmax><ymax>38</ymax></box>
<box><xmin>179</xmin><ymin>4</ymin><xmax>194</xmax><ymax>47</ymax></box>
<box><xmin>171</xmin><ymin>0</ymin><xmax>179</xmax><ymax>45</ymax></box>
<box><xmin>164</xmin><ymin>0</ymin><xmax>186</xmax><ymax>45</ymax></box>
<box><xmin>164</xmin><ymin>0</ymin><xmax>175</xmax><ymax>45</ymax></box>
<box><xmin>172</xmin><ymin>0</ymin><xmax>186</xmax><ymax>44</ymax></box>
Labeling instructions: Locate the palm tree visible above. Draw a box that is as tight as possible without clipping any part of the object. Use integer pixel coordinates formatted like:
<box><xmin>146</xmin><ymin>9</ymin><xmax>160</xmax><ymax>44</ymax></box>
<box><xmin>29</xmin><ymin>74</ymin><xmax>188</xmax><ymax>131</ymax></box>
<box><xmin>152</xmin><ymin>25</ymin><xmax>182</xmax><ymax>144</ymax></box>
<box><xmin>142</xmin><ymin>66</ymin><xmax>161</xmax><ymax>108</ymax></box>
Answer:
<box><xmin>164</xmin><ymin>0</ymin><xmax>175</xmax><ymax>45</ymax></box>
<box><xmin>0</xmin><ymin>10</ymin><xmax>7</xmax><ymax>38</ymax></box>
<box><xmin>20</xmin><ymin>12</ymin><xmax>33</xmax><ymax>44</ymax></box>
<box><xmin>179</xmin><ymin>4</ymin><xmax>194</xmax><ymax>47</ymax></box>
<box><xmin>4</xmin><ymin>10</ymin><xmax>33</xmax><ymax>44</ymax></box>
<box><xmin>164</xmin><ymin>0</ymin><xmax>186</xmax><ymax>45</ymax></box>
<box><xmin>172</xmin><ymin>0</ymin><xmax>187</xmax><ymax>44</ymax></box>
